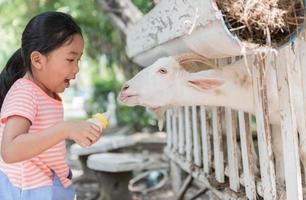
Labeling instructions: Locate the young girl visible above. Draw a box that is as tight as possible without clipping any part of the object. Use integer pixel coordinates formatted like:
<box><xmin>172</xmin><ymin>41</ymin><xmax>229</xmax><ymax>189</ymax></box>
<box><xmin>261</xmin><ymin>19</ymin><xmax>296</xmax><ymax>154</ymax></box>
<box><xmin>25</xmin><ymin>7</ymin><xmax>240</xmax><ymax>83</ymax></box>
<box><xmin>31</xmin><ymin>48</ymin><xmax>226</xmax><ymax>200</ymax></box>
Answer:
<box><xmin>0</xmin><ymin>11</ymin><xmax>101</xmax><ymax>200</ymax></box>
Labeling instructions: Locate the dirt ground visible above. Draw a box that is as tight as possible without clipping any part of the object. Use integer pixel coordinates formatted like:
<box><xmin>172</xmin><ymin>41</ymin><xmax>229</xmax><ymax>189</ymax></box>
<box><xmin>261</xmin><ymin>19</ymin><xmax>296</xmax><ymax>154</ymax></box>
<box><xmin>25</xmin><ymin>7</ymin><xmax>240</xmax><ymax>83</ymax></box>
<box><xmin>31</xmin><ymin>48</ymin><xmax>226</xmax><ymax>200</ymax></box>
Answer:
<box><xmin>69</xmin><ymin>159</ymin><xmax>176</xmax><ymax>200</ymax></box>
<box><xmin>67</xmin><ymin>139</ymin><xmax>177</xmax><ymax>200</ymax></box>
<box><xmin>66</xmin><ymin>136</ymin><xmax>211</xmax><ymax>200</ymax></box>
<box><xmin>70</xmin><ymin>161</ymin><xmax>210</xmax><ymax>200</ymax></box>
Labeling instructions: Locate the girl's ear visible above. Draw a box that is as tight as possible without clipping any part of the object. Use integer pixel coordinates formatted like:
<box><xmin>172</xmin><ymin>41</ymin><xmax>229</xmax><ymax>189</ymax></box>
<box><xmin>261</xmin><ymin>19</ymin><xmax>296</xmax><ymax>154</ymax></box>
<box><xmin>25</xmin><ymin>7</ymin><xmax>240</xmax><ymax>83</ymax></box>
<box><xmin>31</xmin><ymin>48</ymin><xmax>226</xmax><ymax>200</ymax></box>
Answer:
<box><xmin>30</xmin><ymin>51</ymin><xmax>43</xmax><ymax>70</ymax></box>
<box><xmin>187</xmin><ymin>79</ymin><xmax>224</xmax><ymax>90</ymax></box>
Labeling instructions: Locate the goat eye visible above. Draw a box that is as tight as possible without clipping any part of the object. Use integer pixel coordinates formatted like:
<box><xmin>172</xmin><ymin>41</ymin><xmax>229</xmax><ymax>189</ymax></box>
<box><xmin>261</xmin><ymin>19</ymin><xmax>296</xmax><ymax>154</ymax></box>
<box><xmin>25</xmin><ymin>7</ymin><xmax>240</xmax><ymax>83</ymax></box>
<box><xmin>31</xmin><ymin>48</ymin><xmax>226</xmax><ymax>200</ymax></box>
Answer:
<box><xmin>158</xmin><ymin>68</ymin><xmax>167</xmax><ymax>74</ymax></box>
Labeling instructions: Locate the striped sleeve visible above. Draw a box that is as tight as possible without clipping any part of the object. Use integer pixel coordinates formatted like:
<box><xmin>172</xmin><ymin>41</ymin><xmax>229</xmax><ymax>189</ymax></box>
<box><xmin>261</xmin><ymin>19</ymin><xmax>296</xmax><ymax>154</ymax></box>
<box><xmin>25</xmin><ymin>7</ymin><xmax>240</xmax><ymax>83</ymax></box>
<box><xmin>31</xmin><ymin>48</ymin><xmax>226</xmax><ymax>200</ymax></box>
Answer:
<box><xmin>1</xmin><ymin>86</ymin><xmax>37</xmax><ymax>124</ymax></box>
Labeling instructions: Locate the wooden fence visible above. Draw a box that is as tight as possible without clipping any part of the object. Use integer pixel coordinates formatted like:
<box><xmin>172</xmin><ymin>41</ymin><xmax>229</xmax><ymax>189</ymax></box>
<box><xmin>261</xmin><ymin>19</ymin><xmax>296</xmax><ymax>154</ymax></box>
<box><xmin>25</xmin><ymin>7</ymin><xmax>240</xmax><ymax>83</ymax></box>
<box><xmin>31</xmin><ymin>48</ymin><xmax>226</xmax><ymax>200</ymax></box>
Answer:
<box><xmin>165</xmin><ymin>38</ymin><xmax>306</xmax><ymax>199</ymax></box>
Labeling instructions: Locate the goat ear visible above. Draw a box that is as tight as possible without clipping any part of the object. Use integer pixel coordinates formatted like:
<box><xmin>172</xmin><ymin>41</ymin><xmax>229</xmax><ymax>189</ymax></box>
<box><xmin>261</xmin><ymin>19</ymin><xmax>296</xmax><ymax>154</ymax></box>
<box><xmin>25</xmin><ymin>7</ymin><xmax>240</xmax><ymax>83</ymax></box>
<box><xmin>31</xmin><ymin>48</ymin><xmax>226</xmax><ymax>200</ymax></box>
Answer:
<box><xmin>187</xmin><ymin>79</ymin><xmax>224</xmax><ymax>90</ymax></box>
<box><xmin>175</xmin><ymin>53</ymin><xmax>218</xmax><ymax>69</ymax></box>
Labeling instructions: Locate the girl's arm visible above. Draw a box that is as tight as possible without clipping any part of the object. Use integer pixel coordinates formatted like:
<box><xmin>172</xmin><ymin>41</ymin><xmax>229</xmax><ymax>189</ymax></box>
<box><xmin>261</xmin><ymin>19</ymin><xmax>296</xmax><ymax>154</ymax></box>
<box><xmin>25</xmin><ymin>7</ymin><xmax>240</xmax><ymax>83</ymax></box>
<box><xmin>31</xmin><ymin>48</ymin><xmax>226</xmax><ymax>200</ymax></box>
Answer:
<box><xmin>1</xmin><ymin>115</ymin><xmax>101</xmax><ymax>163</ymax></box>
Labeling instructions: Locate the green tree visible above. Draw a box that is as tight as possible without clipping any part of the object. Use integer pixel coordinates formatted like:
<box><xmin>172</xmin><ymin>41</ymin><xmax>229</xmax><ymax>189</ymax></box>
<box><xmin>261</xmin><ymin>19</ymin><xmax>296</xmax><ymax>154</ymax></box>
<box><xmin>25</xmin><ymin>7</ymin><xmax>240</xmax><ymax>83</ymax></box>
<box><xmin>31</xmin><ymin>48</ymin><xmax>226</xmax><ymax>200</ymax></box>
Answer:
<box><xmin>0</xmin><ymin>0</ymin><xmax>155</xmax><ymax>78</ymax></box>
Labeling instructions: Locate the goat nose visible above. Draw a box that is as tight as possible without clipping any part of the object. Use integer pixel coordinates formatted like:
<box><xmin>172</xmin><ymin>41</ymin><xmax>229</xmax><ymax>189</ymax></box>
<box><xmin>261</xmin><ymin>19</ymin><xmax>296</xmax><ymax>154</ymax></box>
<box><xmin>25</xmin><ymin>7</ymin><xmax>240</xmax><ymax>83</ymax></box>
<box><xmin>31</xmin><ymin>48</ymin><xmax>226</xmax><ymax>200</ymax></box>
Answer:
<box><xmin>122</xmin><ymin>84</ymin><xmax>129</xmax><ymax>91</ymax></box>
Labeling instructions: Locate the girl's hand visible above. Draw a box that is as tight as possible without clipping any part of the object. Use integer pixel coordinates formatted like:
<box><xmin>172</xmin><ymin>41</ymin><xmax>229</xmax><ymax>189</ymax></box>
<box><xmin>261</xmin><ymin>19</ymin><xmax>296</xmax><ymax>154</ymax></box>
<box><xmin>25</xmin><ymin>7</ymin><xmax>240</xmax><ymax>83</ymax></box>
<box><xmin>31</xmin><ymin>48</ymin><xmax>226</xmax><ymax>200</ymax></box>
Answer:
<box><xmin>62</xmin><ymin>121</ymin><xmax>102</xmax><ymax>148</ymax></box>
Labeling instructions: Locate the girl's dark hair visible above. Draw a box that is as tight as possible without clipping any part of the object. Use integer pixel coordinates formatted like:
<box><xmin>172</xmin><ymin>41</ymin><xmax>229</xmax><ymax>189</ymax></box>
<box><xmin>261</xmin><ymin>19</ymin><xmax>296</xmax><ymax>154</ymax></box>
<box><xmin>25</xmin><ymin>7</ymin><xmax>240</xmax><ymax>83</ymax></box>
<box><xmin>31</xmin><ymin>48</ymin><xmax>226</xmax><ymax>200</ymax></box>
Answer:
<box><xmin>0</xmin><ymin>11</ymin><xmax>82</xmax><ymax>110</ymax></box>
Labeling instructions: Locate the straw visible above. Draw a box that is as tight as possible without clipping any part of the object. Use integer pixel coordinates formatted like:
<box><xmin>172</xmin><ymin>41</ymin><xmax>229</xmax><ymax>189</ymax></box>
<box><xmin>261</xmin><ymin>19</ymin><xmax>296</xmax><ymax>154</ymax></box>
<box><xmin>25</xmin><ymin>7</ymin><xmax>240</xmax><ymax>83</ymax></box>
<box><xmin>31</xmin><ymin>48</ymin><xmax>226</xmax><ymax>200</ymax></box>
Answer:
<box><xmin>216</xmin><ymin>0</ymin><xmax>305</xmax><ymax>47</ymax></box>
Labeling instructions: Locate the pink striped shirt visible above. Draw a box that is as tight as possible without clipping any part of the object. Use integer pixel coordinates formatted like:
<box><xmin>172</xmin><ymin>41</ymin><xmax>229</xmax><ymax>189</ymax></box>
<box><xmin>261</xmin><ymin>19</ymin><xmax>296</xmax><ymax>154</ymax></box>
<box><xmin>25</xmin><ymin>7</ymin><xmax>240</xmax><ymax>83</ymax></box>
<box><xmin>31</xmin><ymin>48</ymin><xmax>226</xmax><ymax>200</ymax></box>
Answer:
<box><xmin>0</xmin><ymin>78</ymin><xmax>71</xmax><ymax>189</ymax></box>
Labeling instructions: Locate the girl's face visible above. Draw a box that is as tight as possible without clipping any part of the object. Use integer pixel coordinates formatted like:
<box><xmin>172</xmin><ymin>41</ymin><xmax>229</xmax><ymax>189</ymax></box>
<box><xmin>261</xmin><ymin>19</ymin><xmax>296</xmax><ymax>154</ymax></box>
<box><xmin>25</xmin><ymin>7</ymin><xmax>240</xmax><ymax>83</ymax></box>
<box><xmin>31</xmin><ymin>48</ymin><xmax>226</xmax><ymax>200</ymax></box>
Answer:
<box><xmin>32</xmin><ymin>34</ymin><xmax>84</xmax><ymax>96</ymax></box>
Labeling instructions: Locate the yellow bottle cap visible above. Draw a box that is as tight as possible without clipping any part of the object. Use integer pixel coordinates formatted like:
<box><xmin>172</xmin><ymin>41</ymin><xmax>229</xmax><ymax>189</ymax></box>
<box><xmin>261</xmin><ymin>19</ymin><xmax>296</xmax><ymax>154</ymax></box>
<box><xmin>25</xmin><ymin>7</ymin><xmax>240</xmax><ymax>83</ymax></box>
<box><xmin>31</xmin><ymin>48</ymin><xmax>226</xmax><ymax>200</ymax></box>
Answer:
<box><xmin>92</xmin><ymin>113</ymin><xmax>109</xmax><ymax>128</ymax></box>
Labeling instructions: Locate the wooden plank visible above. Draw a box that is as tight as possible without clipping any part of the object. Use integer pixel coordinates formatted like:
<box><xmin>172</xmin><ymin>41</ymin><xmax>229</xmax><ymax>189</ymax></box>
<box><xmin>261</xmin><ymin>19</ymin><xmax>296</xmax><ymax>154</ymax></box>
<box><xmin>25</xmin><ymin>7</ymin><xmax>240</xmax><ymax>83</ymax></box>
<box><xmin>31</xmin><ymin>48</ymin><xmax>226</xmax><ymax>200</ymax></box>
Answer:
<box><xmin>294</xmin><ymin>38</ymin><xmax>306</xmax><ymax>185</ymax></box>
<box><xmin>200</xmin><ymin>106</ymin><xmax>211</xmax><ymax>174</ymax></box>
<box><xmin>248</xmin><ymin>114</ymin><xmax>259</xmax><ymax>177</ymax></box>
<box><xmin>225</xmin><ymin>56</ymin><xmax>240</xmax><ymax>191</ymax></box>
<box><xmin>207</xmin><ymin>108</ymin><xmax>213</xmax><ymax>173</ymax></box>
<box><xmin>165</xmin><ymin>149</ymin><xmax>248</xmax><ymax>200</ymax></box>
<box><xmin>172</xmin><ymin>110</ymin><xmax>178</xmax><ymax>152</ymax></box>
<box><xmin>166</xmin><ymin>110</ymin><xmax>172</xmax><ymax>150</ymax></box>
<box><xmin>178</xmin><ymin>107</ymin><xmax>185</xmax><ymax>155</ymax></box>
<box><xmin>192</xmin><ymin>106</ymin><xmax>202</xmax><ymax>166</ymax></box>
<box><xmin>212</xmin><ymin>107</ymin><xmax>224</xmax><ymax>183</ymax></box>
<box><xmin>275</xmin><ymin>48</ymin><xmax>302</xmax><ymax>200</ymax></box>
<box><xmin>185</xmin><ymin>106</ymin><xmax>193</xmax><ymax>162</ymax></box>
<box><xmin>225</xmin><ymin>108</ymin><xmax>240</xmax><ymax>191</ymax></box>
<box><xmin>176</xmin><ymin>175</ymin><xmax>193</xmax><ymax>200</ymax></box>
<box><xmin>252</xmin><ymin>54</ymin><xmax>276</xmax><ymax>200</ymax></box>
<box><xmin>170</xmin><ymin>160</ymin><xmax>184</xmax><ymax>193</ymax></box>
<box><xmin>238</xmin><ymin>112</ymin><xmax>257</xmax><ymax>199</ymax></box>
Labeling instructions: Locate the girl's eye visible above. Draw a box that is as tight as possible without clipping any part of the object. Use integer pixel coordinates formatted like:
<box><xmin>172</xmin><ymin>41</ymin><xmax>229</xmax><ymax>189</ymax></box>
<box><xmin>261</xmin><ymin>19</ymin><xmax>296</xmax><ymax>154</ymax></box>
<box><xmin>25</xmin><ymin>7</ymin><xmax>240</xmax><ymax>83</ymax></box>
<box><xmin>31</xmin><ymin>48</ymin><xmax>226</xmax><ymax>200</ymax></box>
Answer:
<box><xmin>158</xmin><ymin>68</ymin><xmax>167</xmax><ymax>74</ymax></box>
<box><xmin>66</xmin><ymin>59</ymin><xmax>74</xmax><ymax>62</ymax></box>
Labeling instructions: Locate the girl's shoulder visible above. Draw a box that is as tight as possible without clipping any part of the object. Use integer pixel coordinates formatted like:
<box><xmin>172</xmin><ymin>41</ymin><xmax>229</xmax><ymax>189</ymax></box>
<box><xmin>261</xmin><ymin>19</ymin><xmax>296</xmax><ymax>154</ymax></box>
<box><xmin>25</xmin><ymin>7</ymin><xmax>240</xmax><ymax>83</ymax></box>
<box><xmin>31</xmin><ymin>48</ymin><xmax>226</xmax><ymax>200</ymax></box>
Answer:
<box><xmin>4</xmin><ymin>78</ymin><xmax>38</xmax><ymax>101</ymax></box>
<box><xmin>13</xmin><ymin>78</ymin><xmax>37</xmax><ymax>90</ymax></box>
<box><xmin>0</xmin><ymin>78</ymin><xmax>39</xmax><ymax>121</ymax></box>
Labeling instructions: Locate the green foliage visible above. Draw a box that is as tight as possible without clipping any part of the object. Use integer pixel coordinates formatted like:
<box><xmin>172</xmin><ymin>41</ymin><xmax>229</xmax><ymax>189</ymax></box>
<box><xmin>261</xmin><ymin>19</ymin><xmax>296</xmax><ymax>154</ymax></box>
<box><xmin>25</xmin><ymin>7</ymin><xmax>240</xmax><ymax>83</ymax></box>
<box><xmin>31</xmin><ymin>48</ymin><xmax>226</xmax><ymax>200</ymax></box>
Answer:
<box><xmin>86</xmin><ymin>77</ymin><xmax>155</xmax><ymax>131</ymax></box>
<box><xmin>85</xmin><ymin>55</ymin><xmax>155</xmax><ymax>130</ymax></box>
<box><xmin>117</xmin><ymin>105</ymin><xmax>155</xmax><ymax>131</ymax></box>
<box><xmin>132</xmin><ymin>0</ymin><xmax>154</xmax><ymax>13</ymax></box>
<box><xmin>86</xmin><ymin>79</ymin><xmax>122</xmax><ymax>115</ymax></box>
<box><xmin>0</xmin><ymin>0</ymin><xmax>153</xmax><ymax>69</ymax></box>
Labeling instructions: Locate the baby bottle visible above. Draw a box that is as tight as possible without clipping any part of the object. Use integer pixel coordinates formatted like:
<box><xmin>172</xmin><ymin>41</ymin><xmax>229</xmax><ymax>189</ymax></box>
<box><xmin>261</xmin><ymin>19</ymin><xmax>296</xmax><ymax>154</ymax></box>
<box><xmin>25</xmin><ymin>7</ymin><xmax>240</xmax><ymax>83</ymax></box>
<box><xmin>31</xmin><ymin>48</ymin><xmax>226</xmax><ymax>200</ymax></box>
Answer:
<box><xmin>87</xmin><ymin>111</ymin><xmax>110</xmax><ymax>129</ymax></box>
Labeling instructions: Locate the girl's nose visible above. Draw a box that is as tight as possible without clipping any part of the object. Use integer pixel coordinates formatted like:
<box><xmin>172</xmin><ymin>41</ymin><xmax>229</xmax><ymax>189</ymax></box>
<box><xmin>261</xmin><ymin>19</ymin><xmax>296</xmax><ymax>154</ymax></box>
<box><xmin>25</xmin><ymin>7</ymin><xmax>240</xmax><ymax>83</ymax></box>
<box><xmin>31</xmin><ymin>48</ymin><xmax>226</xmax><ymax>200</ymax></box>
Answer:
<box><xmin>73</xmin><ymin>64</ymin><xmax>80</xmax><ymax>74</ymax></box>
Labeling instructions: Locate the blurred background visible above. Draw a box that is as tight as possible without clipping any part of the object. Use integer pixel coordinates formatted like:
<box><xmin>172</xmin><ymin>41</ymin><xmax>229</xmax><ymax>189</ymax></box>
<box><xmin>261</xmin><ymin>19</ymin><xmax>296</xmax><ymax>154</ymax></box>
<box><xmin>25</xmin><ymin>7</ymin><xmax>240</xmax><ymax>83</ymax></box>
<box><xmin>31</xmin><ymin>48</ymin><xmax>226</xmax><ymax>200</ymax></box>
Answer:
<box><xmin>0</xmin><ymin>3</ymin><xmax>173</xmax><ymax>199</ymax></box>
<box><xmin>0</xmin><ymin>0</ymin><xmax>158</xmax><ymax>132</ymax></box>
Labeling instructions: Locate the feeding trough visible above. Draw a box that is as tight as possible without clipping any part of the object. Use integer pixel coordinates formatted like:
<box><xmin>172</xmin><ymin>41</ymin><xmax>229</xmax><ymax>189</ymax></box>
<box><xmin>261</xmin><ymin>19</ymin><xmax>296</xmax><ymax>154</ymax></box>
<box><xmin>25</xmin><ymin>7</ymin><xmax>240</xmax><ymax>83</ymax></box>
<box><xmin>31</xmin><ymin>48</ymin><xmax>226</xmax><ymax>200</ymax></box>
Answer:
<box><xmin>126</xmin><ymin>0</ymin><xmax>306</xmax><ymax>65</ymax></box>
<box><xmin>216</xmin><ymin>0</ymin><xmax>305</xmax><ymax>48</ymax></box>
<box><xmin>183</xmin><ymin>0</ymin><xmax>306</xmax><ymax>58</ymax></box>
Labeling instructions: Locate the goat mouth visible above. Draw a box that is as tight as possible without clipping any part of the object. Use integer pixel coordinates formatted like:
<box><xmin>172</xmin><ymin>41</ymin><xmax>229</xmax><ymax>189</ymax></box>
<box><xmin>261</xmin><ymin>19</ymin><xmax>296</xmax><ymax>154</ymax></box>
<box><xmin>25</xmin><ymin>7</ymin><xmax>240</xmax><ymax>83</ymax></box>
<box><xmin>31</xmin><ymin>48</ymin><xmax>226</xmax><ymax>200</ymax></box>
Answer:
<box><xmin>118</xmin><ymin>93</ymin><xmax>139</xmax><ymax>103</ymax></box>
<box><xmin>148</xmin><ymin>106</ymin><xmax>161</xmax><ymax>112</ymax></box>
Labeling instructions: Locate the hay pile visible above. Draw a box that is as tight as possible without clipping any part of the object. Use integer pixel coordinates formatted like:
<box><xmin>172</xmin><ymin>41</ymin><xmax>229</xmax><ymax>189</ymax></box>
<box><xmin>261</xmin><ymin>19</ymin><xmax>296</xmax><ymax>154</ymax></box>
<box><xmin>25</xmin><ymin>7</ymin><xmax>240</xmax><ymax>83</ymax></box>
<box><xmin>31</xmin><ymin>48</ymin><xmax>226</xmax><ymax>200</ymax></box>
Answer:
<box><xmin>216</xmin><ymin>0</ymin><xmax>305</xmax><ymax>47</ymax></box>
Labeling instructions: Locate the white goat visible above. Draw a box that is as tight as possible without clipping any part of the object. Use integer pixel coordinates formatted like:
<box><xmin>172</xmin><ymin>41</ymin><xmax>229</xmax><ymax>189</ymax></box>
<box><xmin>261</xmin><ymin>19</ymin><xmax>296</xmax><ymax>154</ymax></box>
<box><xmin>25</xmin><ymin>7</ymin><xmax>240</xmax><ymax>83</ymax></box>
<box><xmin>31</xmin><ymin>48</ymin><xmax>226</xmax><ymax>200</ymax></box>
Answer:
<box><xmin>117</xmin><ymin>53</ymin><xmax>301</xmax><ymax>185</ymax></box>
<box><xmin>118</xmin><ymin>54</ymin><xmax>279</xmax><ymax>123</ymax></box>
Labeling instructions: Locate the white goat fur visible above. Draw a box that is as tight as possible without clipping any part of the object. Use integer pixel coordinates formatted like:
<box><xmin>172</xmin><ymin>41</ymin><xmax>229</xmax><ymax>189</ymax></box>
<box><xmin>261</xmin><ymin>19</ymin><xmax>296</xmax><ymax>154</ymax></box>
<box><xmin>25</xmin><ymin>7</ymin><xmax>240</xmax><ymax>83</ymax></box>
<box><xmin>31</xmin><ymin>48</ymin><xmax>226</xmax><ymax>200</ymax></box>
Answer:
<box><xmin>118</xmin><ymin>55</ymin><xmax>304</xmax><ymax>184</ymax></box>
<box><xmin>119</xmin><ymin>56</ymin><xmax>279</xmax><ymax>123</ymax></box>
